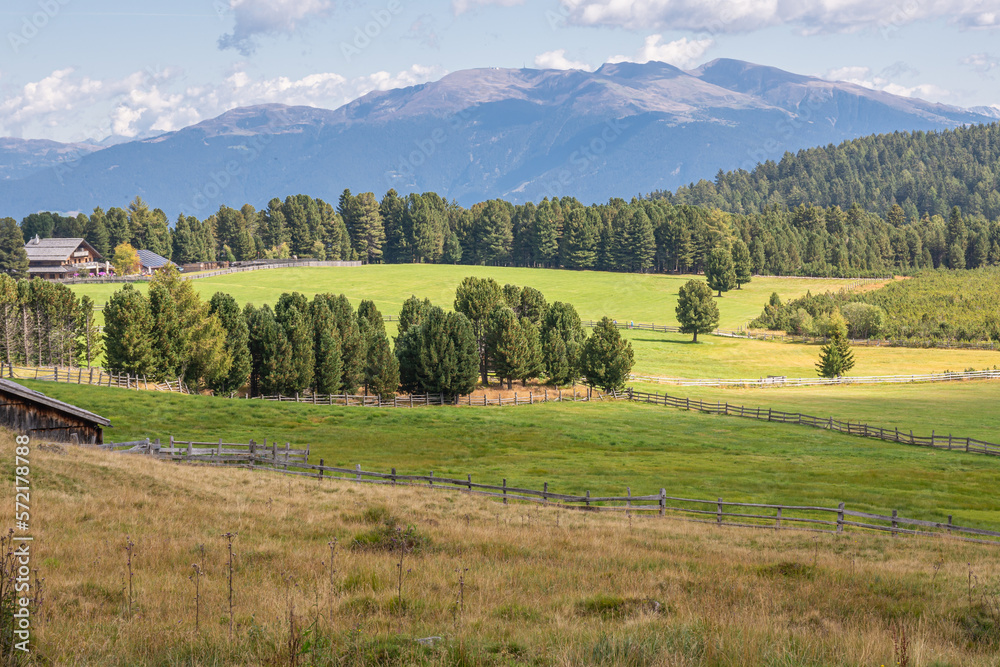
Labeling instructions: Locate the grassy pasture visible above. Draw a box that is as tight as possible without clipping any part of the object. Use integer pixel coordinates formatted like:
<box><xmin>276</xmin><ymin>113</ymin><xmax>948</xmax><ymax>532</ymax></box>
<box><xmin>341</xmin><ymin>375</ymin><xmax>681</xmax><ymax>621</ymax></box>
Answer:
<box><xmin>633</xmin><ymin>380</ymin><xmax>1000</xmax><ymax>447</ymax></box>
<box><xmin>623</xmin><ymin>329</ymin><xmax>1000</xmax><ymax>379</ymax></box>
<box><xmin>23</xmin><ymin>380</ymin><xmax>1000</xmax><ymax>530</ymax></box>
<box><xmin>70</xmin><ymin>265</ymin><xmax>853</xmax><ymax>329</ymax></box>
<box><xmin>11</xmin><ymin>433</ymin><xmax>1000</xmax><ymax>666</ymax></box>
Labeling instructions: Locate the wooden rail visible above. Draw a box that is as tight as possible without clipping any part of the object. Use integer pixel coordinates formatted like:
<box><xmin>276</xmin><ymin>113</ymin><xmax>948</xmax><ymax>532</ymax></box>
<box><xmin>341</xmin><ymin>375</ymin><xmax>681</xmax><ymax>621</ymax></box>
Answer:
<box><xmin>630</xmin><ymin>369</ymin><xmax>1000</xmax><ymax>388</ymax></box>
<box><xmin>98</xmin><ymin>438</ymin><xmax>1000</xmax><ymax>546</ymax></box>
<box><xmin>6</xmin><ymin>365</ymin><xmax>188</xmax><ymax>393</ymax></box>
<box><xmin>240</xmin><ymin>387</ymin><xmax>613</xmax><ymax>406</ymax></box>
<box><xmin>627</xmin><ymin>388</ymin><xmax>1000</xmax><ymax>457</ymax></box>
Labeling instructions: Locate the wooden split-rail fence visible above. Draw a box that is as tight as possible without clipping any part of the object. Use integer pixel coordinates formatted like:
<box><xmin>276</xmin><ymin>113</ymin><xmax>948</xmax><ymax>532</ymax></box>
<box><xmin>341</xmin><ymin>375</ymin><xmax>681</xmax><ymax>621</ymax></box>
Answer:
<box><xmin>244</xmin><ymin>386</ymin><xmax>612</xmax><ymax>407</ymax></box>
<box><xmin>630</xmin><ymin>368</ymin><xmax>1000</xmax><ymax>388</ymax></box>
<box><xmin>101</xmin><ymin>436</ymin><xmax>309</xmax><ymax>466</ymax></box>
<box><xmin>98</xmin><ymin>437</ymin><xmax>1000</xmax><ymax>546</ymax></box>
<box><xmin>628</xmin><ymin>388</ymin><xmax>1000</xmax><ymax>457</ymax></box>
<box><xmin>6</xmin><ymin>365</ymin><xmax>188</xmax><ymax>393</ymax></box>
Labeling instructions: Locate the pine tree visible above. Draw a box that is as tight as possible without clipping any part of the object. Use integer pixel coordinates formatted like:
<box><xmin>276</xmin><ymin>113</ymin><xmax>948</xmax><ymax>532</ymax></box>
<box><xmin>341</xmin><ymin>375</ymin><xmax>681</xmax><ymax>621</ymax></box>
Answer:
<box><xmin>106</xmin><ymin>207</ymin><xmax>130</xmax><ymax>249</ymax></box>
<box><xmin>413</xmin><ymin>308</ymin><xmax>478</xmax><ymax>398</ymax></box>
<box><xmin>397</xmin><ymin>295</ymin><xmax>432</xmax><ymax>337</ymax></box>
<box><xmin>380</xmin><ymin>189</ymin><xmax>409</xmax><ymax>263</ymax></box>
<box><xmin>486</xmin><ymin>306</ymin><xmax>525</xmax><ymax>389</ymax></box>
<box><xmin>560</xmin><ymin>207</ymin><xmax>598</xmax><ymax>269</ymax></box>
<box><xmin>580</xmin><ymin>317</ymin><xmax>634</xmax><ymax>392</ymax></box>
<box><xmin>675</xmin><ymin>279</ymin><xmax>719</xmax><ymax>343</ymax></box>
<box><xmin>275</xmin><ymin>292</ymin><xmax>314</xmax><ymax>393</ymax></box>
<box><xmin>816</xmin><ymin>310</ymin><xmax>855</xmax><ymax>378</ymax></box>
<box><xmin>257</xmin><ymin>305</ymin><xmax>296</xmax><ymax>395</ymax></box>
<box><xmin>84</xmin><ymin>208</ymin><xmax>111</xmax><ymax>258</ymax></box>
<box><xmin>705</xmin><ymin>246</ymin><xmax>737</xmax><ymax>297</ymax></box>
<box><xmin>208</xmin><ymin>292</ymin><xmax>252</xmax><ymax>395</ymax></box>
<box><xmin>74</xmin><ymin>295</ymin><xmax>103</xmax><ymax>368</ymax></box>
<box><xmin>319</xmin><ymin>294</ymin><xmax>364</xmax><ymax>393</ymax></box>
<box><xmin>365</xmin><ymin>329</ymin><xmax>399</xmax><ymax>400</ymax></box>
<box><xmin>454</xmin><ymin>276</ymin><xmax>503</xmax><ymax>385</ymax></box>
<box><xmin>104</xmin><ymin>284</ymin><xmax>155</xmax><ymax>376</ymax></box>
<box><xmin>731</xmin><ymin>239</ymin><xmax>752</xmax><ymax>288</ymax></box>
<box><xmin>541</xmin><ymin>301</ymin><xmax>587</xmax><ymax>385</ymax></box>
<box><xmin>148</xmin><ymin>283</ymin><xmax>183</xmax><ymax>380</ymax></box>
<box><xmin>0</xmin><ymin>218</ymin><xmax>29</xmax><ymax>278</ymax></box>
<box><xmin>345</xmin><ymin>192</ymin><xmax>385</xmax><ymax>263</ymax></box>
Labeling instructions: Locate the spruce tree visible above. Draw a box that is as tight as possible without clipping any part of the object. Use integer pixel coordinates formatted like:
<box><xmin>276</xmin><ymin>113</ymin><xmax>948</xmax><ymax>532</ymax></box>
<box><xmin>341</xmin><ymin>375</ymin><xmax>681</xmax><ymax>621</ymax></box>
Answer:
<box><xmin>258</xmin><ymin>306</ymin><xmax>296</xmax><ymax>395</ymax></box>
<box><xmin>0</xmin><ymin>218</ymin><xmax>29</xmax><ymax>278</ymax></box>
<box><xmin>104</xmin><ymin>284</ymin><xmax>155</xmax><ymax>376</ymax></box>
<box><xmin>309</xmin><ymin>296</ymin><xmax>343</xmax><ymax>395</ymax></box>
<box><xmin>365</xmin><ymin>329</ymin><xmax>400</xmax><ymax>400</ymax></box>
<box><xmin>732</xmin><ymin>239</ymin><xmax>752</xmax><ymax>288</ymax></box>
<box><xmin>74</xmin><ymin>295</ymin><xmax>103</xmax><ymax>368</ymax></box>
<box><xmin>84</xmin><ymin>208</ymin><xmax>111</xmax><ymax>258</ymax></box>
<box><xmin>541</xmin><ymin>301</ymin><xmax>587</xmax><ymax>385</ymax></box>
<box><xmin>208</xmin><ymin>292</ymin><xmax>252</xmax><ymax>395</ymax></box>
<box><xmin>413</xmin><ymin>308</ymin><xmax>478</xmax><ymax>398</ymax></box>
<box><xmin>816</xmin><ymin>310</ymin><xmax>855</xmax><ymax>378</ymax></box>
<box><xmin>454</xmin><ymin>276</ymin><xmax>503</xmax><ymax>385</ymax></box>
<box><xmin>486</xmin><ymin>305</ymin><xmax>525</xmax><ymax>389</ymax></box>
<box><xmin>675</xmin><ymin>280</ymin><xmax>719</xmax><ymax>343</ymax></box>
<box><xmin>705</xmin><ymin>246</ymin><xmax>737</xmax><ymax>297</ymax></box>
<box><xmin>319</xmin><ymin>294</ymin><xmax>364</xmax><ymax>392</ymax></box>
<box><xmin>274</xmin><ymin>292</ymin><xmax>314</xmax><ymax>393</ymax></box>
<box><xmin>580</xmin><ymin>316</ymin><xmax>634</xmax><ymax>392</ymax></box>
<box><xmin>148</xmin><ymin>283</ymin><xmax>183</xmax><ymax>380</ymax></box>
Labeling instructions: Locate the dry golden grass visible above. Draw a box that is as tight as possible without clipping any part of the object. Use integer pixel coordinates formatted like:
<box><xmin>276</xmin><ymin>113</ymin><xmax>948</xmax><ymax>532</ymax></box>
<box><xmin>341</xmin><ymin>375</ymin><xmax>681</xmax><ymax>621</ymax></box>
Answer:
<box><xmin>7</xmin><ymin>432</ymin><xmax>1000</xmax><ymax>666</ymax></box>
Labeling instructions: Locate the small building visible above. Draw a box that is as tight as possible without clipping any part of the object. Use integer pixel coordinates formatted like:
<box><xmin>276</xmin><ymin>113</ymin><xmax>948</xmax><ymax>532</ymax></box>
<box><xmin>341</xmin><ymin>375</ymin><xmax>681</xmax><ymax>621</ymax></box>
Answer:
<box><xmin>24</xmin><ymin>235</ymin><xmax>108</xmax><ymax>280</ymax></box>
<box><xmin>180</xmin><ymin>261</ymin><xmax>229</xmax><ymax>273</ymax></box>
<box><xmin>136</xmin><ymin>249</ymin><xmax>175</xmax><ymax>275</ymax></box>
<box><xmin>0</xmin><ymin>379</ymin><xmax>110</xmax><ymax>444</ymax></box>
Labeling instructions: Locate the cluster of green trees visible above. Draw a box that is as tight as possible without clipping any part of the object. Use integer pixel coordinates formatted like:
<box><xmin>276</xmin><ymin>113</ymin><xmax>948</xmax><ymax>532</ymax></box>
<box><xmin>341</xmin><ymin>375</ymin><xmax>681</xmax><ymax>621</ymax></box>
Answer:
<box><xmin>15</xmin><ymin>186</ymin><xmax>1000</xmax><ymax>282</ymax></box>
<box><xmin>0</xmin><ymin>275</ymin><xmax>101</xmax><ymax>367</ymax></box>
<box><xmin>103</xmin><ymin>273</ymin><xmax>636</xmax><ymax>396</ymax></box>
<box><xmin>662</xmin><ymin>123</ymin><xmax>1000</xmax><ymax>220</ymax></box>
<box><xmin>751</xmin><ymin>268</ymin><xmax>1000</xmax><ymax>342</ymax></box>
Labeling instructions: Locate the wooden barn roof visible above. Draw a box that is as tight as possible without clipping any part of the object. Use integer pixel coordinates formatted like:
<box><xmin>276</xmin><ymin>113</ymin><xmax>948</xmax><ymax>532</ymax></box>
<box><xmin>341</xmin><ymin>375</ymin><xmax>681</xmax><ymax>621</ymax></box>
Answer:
<box><xmin>0</xmin><ymin>379</ymin><xmax>111</xmax><ymax>427</ymax></box>
<box><xmin>23</xmin><ymin>236</ymin><xmax>104</xmax><ymax>262</ymax></box>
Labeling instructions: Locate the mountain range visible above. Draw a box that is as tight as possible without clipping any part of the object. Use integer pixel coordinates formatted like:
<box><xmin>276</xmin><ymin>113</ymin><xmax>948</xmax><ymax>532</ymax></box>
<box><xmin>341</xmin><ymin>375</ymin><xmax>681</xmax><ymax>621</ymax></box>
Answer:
<box><xmin>0</xmin><ymin>58</ymin><xmax>995</xmax><ymax>220</ymax></box>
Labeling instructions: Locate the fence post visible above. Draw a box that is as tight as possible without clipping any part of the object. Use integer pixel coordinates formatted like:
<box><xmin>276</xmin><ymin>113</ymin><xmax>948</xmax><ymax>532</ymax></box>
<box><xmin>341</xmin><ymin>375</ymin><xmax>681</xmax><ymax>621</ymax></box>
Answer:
<box><xmin>391</xmin><ymin>468</ymin><xmax>396</xmax><ymax>486</ymax></box>
<box><xmin>187</xmin><ymin>440</ymin><xmax>193</xmax><ymax>457</ymax></box>
<box><xmin>585</xmin><ymin>490</ymin><xmax>591</xmax><ymax>508</ymax></box>
<box><xmin>947</xmin><ymin>515</ymin><xmax>953</xmax><ymax>533</ymax></box>
<box><xmin>503</xmin><ymin>479</ymin><xmax>508</xmax><ymax>504</ymax></box>
<box><xmin>891</xmin><ymin>509</ymin><xmax>898</xmax><ymax>536</ymax></box>
<box><xmin>319</xmin><ymin>459</ymin><xmax>324</xmax><ymax>480</ymax></box>
<box><xmin>514</xmin><ymin>393</ymin><xmax>518</xmax><ymax>406</ymax></box>
<box><xmin>467</xmin><ymin>474</ymin><xmax>472</xmax><ymax>494</ymax></box>
<box><xmin>218</xmin><ymin>438</ymin><xmax>222</xmax><ymax>456</ymax></box>
<box><xmin>775</xmin><ymin>507</ymin><xmax>781</xmax><ymax>530</ymax></box>
<box><xmin>837</xmin><ymin>503</ymin><xmax>845</xmax><ymax>533</ymax></box>
<box><xmin>272</xmin><ymin>440</ymin><xmax>277</xmax><ymax>460</ymax></box>
<box><xmin>429</xmin><ymin>471</ymin><xmax>434</xmax><ymax>487</ymax></box>
<box><xmin>543</xmin><ymin>481</ymin><xmax>548</xmax><ymax>503</ymax></box>
<box><xmin>626</xmin><ymin>487</ymin><xmax>631</xmax><ymax>517</ymax></box>
<box><xmin>356</xmin><ymin>464</ymin><xmax>362</xmax><ymax>482</ymax></box>
<box><xmin>716</xmin><ymin>498</ymin><xmax>723</xmax><ymax>525</ymax></box>
<box><xmin>659</xmin><ymin>489</ymin><xmax>666</xmax><ymax>517</ymax></box>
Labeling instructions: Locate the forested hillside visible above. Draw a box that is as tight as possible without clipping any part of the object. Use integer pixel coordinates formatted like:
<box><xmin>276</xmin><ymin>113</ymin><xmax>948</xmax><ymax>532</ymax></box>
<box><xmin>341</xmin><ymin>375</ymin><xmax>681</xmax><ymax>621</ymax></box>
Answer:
<box><xmin>661</xmin><ymin>122</ymin><xmax>1000</xmax><ymax>219</ymax></box>
<box><xmin>752</xmin><ymin>269</ymin><xmax>1000</xmax><ymax>341</ymax></box>
<box><xmin>5</xmin><ymin>186</ymin><xmax>1000</xmax><ymax>280</ymax></box>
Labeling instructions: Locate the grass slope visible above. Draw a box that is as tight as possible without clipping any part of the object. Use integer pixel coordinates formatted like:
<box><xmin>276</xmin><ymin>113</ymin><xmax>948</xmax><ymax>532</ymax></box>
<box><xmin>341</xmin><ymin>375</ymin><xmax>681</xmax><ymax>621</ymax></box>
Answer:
<box><xmin>641</xmin><ymin>380</ymin><xmax>1000</xmax><ymax>446</ymax></box>
<box><xmin>23</xmin><ymin>381</ymin><xmax>1000</xmax><ymax>529</ymax></box>
<box><xmin>11</xmin><ymin>435</ymin><xmax>1000</xmax><ymax>666</ymax></box>
<box><xmin>624</xmin><ymin>330</ymin><xmax>1000</xmax><ymax>379</ymax></box>
<box><xmin>71</xmin><ymin>265</ymin><xmax>854</xmax><ymax>329</ymax></box>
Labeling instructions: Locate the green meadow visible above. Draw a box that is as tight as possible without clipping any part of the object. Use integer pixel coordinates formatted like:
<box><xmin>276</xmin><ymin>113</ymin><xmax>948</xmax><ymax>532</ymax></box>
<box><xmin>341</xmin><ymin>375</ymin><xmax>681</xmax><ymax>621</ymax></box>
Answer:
<box><xmin>24</xmin><ymin>380</ymin><xmax>1000</xmax><ymax>530</ymax></box>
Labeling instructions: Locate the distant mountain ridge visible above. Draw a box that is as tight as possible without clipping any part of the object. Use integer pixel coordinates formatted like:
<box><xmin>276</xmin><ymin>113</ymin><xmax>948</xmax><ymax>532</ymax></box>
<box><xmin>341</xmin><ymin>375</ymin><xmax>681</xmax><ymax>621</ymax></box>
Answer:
<box><xmin>0</xmin><ymin>59</ymin><xmax>994</xmax><ymax>219</ymax></box>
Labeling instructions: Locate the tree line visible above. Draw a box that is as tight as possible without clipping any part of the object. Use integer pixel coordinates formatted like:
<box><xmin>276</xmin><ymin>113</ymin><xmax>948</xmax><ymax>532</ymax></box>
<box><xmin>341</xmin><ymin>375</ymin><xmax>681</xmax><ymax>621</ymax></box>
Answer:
<box><xmin>101</xmin><ymin>269</ymin><xmax>636</xmax><ymax>396</ymax></box>
<box><xmin>0</xmin><ymin>275</ymin><xmax>101</xmax><ymax>367</ymax></box>
<box><xmin>9</xmin><ymin>182</ymin><xmax>1000</xmax><ymax>282</ymax></box>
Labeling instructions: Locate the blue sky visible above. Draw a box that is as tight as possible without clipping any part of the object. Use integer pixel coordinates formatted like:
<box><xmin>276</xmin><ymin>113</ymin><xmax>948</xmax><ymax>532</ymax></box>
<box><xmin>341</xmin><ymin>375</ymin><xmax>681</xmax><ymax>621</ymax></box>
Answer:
<box><xmin>2</xmin><ymin>0</ymin><xmax>999</xmax><ymax>143</ymax></box>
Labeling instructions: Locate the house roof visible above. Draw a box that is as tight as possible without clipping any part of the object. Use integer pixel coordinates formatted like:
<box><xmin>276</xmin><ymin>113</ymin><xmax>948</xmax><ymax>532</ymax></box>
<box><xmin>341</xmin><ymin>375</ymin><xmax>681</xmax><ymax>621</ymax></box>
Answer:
<box><xmin>23</xmin><ymin>236</ymin><xmax>104</xmax><ymax>262</ymax></box>
<box><xmin>136</xmin><ymin>249</ymin><xmax>173</xmax><ymax>270</ymax></box>
<box><xmin>0</xmin><ymin>379</ymin><xmax>111</xmax><ymax>427</ymax></box>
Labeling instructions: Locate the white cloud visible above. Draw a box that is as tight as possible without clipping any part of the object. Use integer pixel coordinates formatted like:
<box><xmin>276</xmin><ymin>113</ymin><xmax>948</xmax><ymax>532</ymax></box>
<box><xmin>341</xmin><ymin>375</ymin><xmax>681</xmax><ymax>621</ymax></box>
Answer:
<box><xmin>0</xmin><ymin>65</ymin><xmax>444</xmax><ymax>142</ymax></box>
<box><xmin>452</xmin><ymin>0</ymin><xmax>525</xmax><ymax>15</ymax></box>
<box><xmin>607</xmin><ymin>35</ymin><xmax>713</xmax><ymax>69</ymax></box>
<box><xmin>962</xmin><ymin>52</ymin><xmax>1000</xmax><ymax>77</ymax></box>
<box><xmin>558</xmin><ymin>0</ymin><xmax>1000</xmax><ymax>34</ymax></box>
<box><xmin>219</xmin><ymin>0</ymin><xmax>334</xmax><ymax>55</ymax></box>
<box><xmin>824</xmin><ymin>66</ymin><xmax>951</xmax><ymax>102</ymax></box>
<box><xmin>534</xmin><ymin>49</ymin><xmax>591</xmax><ymax>70</ymax></box>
